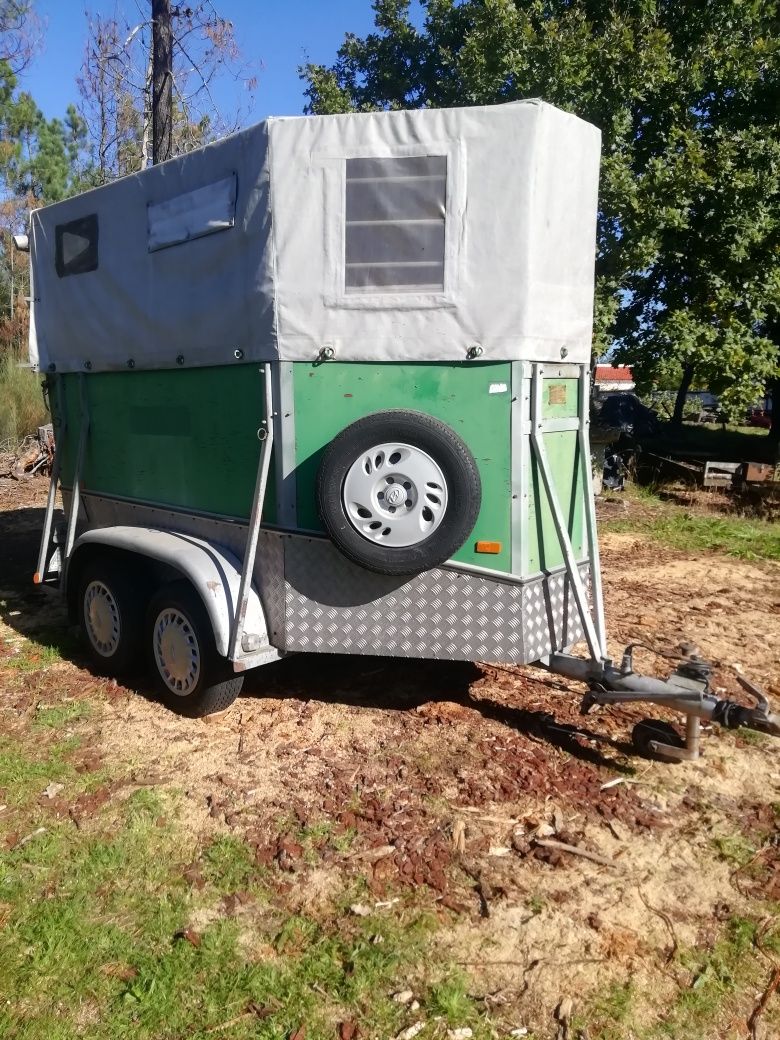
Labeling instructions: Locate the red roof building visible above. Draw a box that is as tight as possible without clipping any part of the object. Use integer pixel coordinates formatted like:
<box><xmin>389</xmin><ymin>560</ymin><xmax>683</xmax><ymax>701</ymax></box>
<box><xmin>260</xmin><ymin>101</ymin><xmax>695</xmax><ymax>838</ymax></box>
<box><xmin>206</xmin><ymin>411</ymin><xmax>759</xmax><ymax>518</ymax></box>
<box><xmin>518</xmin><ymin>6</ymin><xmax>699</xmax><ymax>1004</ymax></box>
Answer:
<box><xmin>594</xmin><ymin>365</ymin><xmax>635</xmax><ymax>391</ymax></box>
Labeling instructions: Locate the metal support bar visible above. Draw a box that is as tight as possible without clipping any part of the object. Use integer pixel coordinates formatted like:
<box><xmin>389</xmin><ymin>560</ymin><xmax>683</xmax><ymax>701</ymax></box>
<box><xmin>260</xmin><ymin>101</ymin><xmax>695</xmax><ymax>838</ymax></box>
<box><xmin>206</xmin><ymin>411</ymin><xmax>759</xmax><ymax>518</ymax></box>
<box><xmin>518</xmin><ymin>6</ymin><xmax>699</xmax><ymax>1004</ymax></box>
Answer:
<box><xmin>63</xmin><ymin>374</ymin><xmax>90</xmax><ymax>578</ymax></box>
<box><xmin>586</xmin><ymin>687</ymin><xmax>703</xmax><ymax>706</ymax></box>
<box><xmin>34</xmin><ymin>377</ymin><xmax>67</xmax><ymax>584</ymax></box>
<box><xmin>529</xmin><ymin>365</ymin><xmax>601</xmax><ymax>661</ymax></box>
<box><xmin>686</xmin><ymin>713</ymin><xmax>701</xmax><ymax>756</ymax></box>
<box><xmin>649</xmin><ymin>715</ymin><xmax>702</xmax><ymax>762</ymax></box>
<box><xmin>577</xmin><ymin>364</ymin><xmax>607</xmax><ymax>658</ymax></box>
<box><xmin>510</xmin><ymin>361</ymin><xmax>528</xmax><ymax>576</ymax></box>
<box><xmin>228</xmin><ymin>363</ymin><xmax>275</xmax><ymax>662</ymax></box>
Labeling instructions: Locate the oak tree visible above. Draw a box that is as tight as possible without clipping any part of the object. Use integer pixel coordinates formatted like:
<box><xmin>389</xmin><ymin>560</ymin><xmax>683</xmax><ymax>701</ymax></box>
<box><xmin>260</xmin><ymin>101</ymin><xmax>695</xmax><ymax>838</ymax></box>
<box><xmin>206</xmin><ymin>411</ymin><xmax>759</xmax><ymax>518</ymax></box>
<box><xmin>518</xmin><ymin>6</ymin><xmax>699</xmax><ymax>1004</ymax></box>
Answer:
<box><xmin>304</xmin><ymin>0</ymin><xmax>780</xmax><ymax>425</ymax></box>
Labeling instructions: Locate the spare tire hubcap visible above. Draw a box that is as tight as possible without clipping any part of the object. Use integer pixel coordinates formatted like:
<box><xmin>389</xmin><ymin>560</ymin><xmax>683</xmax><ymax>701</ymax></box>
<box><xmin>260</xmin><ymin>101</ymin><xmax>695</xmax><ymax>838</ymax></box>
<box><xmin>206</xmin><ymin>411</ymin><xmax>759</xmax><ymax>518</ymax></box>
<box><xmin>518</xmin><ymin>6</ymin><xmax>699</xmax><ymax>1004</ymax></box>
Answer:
<box><xmin>342</xmin><ymin>441</ymin><xmax>449</xmax><ymax>547</ymax></box>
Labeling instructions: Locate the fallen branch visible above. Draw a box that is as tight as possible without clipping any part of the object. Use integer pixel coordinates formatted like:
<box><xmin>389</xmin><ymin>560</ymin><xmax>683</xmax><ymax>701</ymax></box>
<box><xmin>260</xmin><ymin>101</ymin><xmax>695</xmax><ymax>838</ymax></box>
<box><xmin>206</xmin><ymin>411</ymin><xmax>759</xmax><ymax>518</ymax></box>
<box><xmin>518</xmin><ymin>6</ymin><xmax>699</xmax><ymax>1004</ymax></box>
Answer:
<box><xmin>15</xmin><ymin>826</ymin><xmax>46</xmax><ymax>849</ymax></box>
<box><xmin>204</xmin><ymin>1003</ymin><xmax>271</xmax><ymax>1034</ymax></box>
<box><xmin>458</xmin><ymin>807</ymin><xmax>520</xmax><ymax>824</ymax></box>
<box><xmin>458</xmin><ymin>857</ymin><xmax>492</xmax><ymax>917</ymax></box>
<box><xmin>351</xmin><ymin>844</ymin><xmax>396</xmax><ymax>864</ymax></box>
<box><xmin>730</xmin><ymin>843</ymin><xmax>772</xmax><ymax>897</ymax></box>
<box><xmin>748</xmin><ymin>920</ymin><xmax>780</xmax><ymax>1040</ymax></box>
<box><xmin>637</xmin><ymin>887</ymin><xmax>678</xmax><ymax>963</ymax></box>
<box><xmin>533</xmin><ymin>838</ymin><xmax>618</xmax><ymax>868</ymax></box>
<box><xmin>748</xmin><ymin>964</ymin><xmax>780</xmax><ymax>1040</ymax></box>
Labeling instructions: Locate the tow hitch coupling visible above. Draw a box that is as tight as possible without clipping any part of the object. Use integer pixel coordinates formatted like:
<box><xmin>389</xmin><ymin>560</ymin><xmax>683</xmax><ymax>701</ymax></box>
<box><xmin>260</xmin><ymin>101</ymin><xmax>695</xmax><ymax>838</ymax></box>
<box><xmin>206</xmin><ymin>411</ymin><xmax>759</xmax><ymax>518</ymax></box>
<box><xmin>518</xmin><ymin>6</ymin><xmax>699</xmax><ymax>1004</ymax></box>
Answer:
<box><xmin>547</xmin><ymin>644</ymin><xmax>780</xmax><ymax>763</ymax></box>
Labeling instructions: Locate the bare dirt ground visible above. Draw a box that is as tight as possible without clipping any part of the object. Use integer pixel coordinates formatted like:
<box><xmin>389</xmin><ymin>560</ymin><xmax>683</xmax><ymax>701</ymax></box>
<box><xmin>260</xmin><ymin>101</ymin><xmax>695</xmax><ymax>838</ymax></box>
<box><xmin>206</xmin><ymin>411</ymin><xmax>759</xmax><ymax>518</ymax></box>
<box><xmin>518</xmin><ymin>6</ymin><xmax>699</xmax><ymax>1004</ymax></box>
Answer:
<box><xmin>1</xmin><ymin>476</ymin><xmax>779</xmax><ymax>1038</ymax></box>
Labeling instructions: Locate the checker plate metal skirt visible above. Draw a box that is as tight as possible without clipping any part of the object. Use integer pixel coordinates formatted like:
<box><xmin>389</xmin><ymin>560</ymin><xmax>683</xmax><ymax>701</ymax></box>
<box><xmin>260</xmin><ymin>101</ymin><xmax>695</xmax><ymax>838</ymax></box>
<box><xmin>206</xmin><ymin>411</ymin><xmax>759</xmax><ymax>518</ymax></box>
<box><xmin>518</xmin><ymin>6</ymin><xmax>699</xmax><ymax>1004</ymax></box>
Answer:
<box><xmin>78</xmin><ymin>496</ymin><xmax>591</xmax><ymax>663</ymax></box>
<box><xmin>284</xmin><ymin>536</ymin><xmax>590</xmax><ymax>663</ymax></box>
<box><xmin>80</xmin><ymin>494</ymin><xmax>287</xmax><ymax>645</ymax></box>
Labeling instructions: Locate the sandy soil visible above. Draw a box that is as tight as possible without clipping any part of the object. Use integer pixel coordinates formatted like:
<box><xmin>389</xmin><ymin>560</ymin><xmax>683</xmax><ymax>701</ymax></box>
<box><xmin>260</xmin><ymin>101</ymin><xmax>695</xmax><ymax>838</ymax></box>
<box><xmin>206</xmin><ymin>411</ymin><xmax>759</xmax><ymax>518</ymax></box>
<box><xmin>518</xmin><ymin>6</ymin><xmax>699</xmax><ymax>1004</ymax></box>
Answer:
<box><xmin>1</xmin><ymin>476</ymin><xmax>778</xmax><ymax>1036</ymax></box>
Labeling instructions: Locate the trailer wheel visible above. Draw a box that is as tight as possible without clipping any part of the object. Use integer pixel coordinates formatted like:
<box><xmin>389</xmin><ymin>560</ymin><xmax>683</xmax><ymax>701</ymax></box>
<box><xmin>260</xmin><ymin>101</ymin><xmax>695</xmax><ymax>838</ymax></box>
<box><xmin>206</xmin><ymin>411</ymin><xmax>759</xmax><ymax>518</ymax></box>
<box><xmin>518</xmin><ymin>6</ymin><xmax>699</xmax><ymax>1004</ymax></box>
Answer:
<box><xmin>317</xmin><ymin>410</ymin><xmax>482</xmax><ymax>576</ymax></box>
<box><xmin>146</xmin><ymin>581</ymin><xmax>243</xmax><ymax>716</ymax></box>
<box><xmin>78</xmin><ymin>560</ymin><xmax>143</xmax><ymax>676</ymax></box>
<box><xmin>632</xmin><ymin>718</ymin><xmax>684</xmax><ymax>763</ymax></box>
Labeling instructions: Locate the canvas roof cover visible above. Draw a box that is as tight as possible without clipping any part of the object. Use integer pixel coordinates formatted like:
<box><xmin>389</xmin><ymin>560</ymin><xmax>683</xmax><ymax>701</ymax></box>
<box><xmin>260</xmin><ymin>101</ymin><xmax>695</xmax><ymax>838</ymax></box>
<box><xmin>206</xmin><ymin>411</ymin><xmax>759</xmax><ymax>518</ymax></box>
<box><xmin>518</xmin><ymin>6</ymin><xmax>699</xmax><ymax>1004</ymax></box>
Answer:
<box><xmin>28</xmin><ymin>100</ymin><xmax>600</xmax><ymax>373</ymax></box>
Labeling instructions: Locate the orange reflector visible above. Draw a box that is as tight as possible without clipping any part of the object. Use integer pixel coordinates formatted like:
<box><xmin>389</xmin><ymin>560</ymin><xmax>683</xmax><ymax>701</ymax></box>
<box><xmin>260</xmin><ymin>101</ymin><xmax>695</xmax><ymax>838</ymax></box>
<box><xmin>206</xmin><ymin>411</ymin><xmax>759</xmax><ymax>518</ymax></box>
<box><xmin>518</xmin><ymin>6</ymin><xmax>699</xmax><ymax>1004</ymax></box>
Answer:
<box><xmin>33</xmin><ymin>572</ymin><xmax>42</xmax><ymax>584</ymax></box>
<box><xmin>475</xmin><ymin>541</ymin><xmax>502</xmax><ymax>554</ymax></box>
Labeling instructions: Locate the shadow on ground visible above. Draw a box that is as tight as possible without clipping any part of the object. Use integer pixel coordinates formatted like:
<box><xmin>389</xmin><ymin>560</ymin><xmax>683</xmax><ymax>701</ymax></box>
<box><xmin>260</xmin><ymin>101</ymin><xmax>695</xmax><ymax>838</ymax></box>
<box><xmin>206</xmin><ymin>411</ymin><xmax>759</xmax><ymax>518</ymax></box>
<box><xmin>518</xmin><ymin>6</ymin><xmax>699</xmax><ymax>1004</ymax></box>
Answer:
<box><xmin>0</xmin><ymin>503</ymin><xmax>633</xmax><ymax>770</ymax></box>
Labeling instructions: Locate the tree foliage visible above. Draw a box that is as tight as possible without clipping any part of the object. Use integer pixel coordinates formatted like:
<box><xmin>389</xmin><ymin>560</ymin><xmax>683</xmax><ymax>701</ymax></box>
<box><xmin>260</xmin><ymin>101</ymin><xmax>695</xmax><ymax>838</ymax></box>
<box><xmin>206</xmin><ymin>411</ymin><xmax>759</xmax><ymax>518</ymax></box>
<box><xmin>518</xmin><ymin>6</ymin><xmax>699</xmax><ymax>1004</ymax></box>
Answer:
<box><xmin>303</xmin><ymin>0</ymin><xmax>780</xmax><ymax>422</ymax></box>
<box><xmin>0</xmin><ymin>0</ymin><xmax>43</xmax><ymax>74</ymax></box>
<box><xmin>78</xmin><ymin>1</ymin><xmax>256</xmax><ymax>182</ymax></box>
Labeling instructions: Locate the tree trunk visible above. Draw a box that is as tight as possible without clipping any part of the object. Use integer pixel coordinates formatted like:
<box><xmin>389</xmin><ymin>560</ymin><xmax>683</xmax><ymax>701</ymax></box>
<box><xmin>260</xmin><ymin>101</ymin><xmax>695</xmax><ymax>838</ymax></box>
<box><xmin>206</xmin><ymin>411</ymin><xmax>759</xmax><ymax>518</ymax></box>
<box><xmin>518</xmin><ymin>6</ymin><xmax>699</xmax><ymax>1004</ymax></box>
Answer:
<box><xmin>151</xmin><ymin>0</ymin><xmax>172</xmax><ymax>164</ymax></box>
<box><xmin>769</xmin><ymin>373</ymin><xmax>779</xmax><ymax>451</ymax></box>
<box><xmin>671</xmin><ymin>363</ymin><xmax>695</xmax><ymax>427</ymax></box>
<box><xmin>141</xmin><ymin>45</ymin><xmax>153</xmax><ymax>168</ymax></box>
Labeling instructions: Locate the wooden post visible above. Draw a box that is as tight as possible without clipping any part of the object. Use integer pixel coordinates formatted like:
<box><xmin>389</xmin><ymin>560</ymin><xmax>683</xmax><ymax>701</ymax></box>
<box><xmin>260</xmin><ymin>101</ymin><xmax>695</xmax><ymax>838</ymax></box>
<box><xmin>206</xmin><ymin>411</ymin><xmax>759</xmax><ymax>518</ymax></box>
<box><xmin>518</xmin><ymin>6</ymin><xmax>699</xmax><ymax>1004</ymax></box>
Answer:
<box><xmin>151</xmin><ymin>0</ymin><xmax>173</xmax><ymax>164</ymax></box>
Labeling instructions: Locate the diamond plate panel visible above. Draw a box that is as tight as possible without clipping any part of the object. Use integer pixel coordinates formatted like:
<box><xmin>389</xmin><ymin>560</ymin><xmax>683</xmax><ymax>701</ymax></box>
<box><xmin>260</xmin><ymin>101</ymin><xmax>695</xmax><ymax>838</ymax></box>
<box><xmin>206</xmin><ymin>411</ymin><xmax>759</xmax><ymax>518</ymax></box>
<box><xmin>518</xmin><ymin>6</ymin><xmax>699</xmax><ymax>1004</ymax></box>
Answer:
<box><xmin>81</xmin><ymin>494</ymin><xmax>287</xmax><ymax>645</ymax></box>
<box><xmin>81</xmin><ymin>496</ymin><xmax>590</xmax><ymax>665</ymax></box>
<box><xmin>284</xmin><ymin>535</ymin><xmax>590</xmax><ymax>663</ymax></box>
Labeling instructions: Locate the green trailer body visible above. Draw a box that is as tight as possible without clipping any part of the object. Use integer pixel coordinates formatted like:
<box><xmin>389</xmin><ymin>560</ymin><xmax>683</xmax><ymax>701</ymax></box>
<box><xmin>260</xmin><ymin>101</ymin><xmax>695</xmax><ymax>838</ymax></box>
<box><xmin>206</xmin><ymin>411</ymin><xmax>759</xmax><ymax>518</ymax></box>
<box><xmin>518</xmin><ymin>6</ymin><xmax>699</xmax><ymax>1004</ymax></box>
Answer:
<box><xmin>25</xmin><ymin>99</ymin><xmax>608</xmax><ymax>713</ymax></box>
<box><xmin>26</xmin><ymin>99</ymin><xmax>780</xmax><ymax>760</ymax></box>
<box><xmin>53</xmin><ymin>361</ymin><xmax>585</xmax><ymax>579</ymax></box>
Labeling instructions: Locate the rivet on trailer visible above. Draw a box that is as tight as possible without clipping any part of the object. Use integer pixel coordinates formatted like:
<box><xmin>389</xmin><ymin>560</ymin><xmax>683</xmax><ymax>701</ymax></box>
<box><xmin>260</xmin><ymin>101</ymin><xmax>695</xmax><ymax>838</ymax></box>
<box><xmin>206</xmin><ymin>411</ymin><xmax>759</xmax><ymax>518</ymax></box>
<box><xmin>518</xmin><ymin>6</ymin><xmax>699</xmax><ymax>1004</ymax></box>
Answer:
<box><xmin>19</xmin><ymin>100</ymin><xmax>779</xmax><ymax>757</ymax></box>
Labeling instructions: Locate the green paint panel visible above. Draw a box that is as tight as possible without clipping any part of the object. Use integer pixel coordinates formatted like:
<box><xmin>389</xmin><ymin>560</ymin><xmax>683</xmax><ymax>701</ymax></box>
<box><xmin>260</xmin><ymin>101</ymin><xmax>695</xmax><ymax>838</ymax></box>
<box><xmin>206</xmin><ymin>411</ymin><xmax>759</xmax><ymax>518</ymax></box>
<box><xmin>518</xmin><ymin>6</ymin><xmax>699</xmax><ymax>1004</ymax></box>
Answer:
<box><xmin>51</xmin><ymin>361</ymin><xmax>587</xmax><ymax>580</ymax></box>
<box><xmin>525</xmin><ymin>429</ymin><xmax>585</xmax><ymax>573</ymax></box>
<box><xmin>54</xmin><ymin>366</ymin><xmax>274</xmax><ymax>521</ymax></box>
<box><xmin>293</xmin><ymin>361</ymin><xmax>513</xmax><ymax>572</ymax></box>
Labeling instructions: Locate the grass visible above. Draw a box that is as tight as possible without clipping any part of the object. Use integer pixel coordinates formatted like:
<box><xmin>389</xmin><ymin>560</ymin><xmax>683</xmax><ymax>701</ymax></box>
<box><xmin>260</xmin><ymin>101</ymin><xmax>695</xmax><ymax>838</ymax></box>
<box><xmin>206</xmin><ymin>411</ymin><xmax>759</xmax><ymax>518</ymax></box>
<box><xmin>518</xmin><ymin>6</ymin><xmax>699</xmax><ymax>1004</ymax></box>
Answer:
<box><xmin>7</xmin><ymin>643</ymin><xmax>63</xmax><ymax>672</ymax></box>
<box><xmin>0</xmin><ymin>530</ymin><xmax>777</xmax><ymax>1039</ymax></box>
<box><xmin>427</xmin><ymin>974</ymin><xmax>482</xmax><ymax>1026</ymax></box>
<box><xmin>0</xmin><ymin>733</ymin><xmax>489</xmax><ymax>1040</ymax></box>
<box><xmin>3</xmin><ymin>629</ymin><xmax>82</xmax><ymax>674</ymax></box>
<box><xmin>33</xmin><ymin>700</ymin><xmax>91</xmax><ymax>729</ymax></box>
<box><xmin>574</xmin><ymin>915</ymin><xmax>780</xmax><ymax>1039</ymax></box>
<box><xmin>0</xmin><ymin>348</ymin><xmax>48</xmax><ymax>446</ymax></box>
<box><xmin>711</xmin><ymin>833</ymin><xmax>756</xmax><ymax>866</ymax></box>
<box><xmin>201</xmin><ymin>834</ymin><xmax>260</xmax><ymax>893</ymax></box>
<box><xmin>644</xmin><ymin>419</ymin><xmax>777</xmax><ymax>464</ymax></box>
<box><xmin>604</xmin><ymin>503</ymin><xmax>780</xmax><ymax>561</ymax></box>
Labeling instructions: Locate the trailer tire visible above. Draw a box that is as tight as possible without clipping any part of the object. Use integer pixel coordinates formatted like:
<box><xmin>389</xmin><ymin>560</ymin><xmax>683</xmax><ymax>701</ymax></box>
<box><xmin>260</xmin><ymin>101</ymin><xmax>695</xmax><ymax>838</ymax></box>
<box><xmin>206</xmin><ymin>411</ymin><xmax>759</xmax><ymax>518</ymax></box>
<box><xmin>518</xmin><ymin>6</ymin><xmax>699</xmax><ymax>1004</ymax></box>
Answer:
<box><xmin>146</xmin><ymin>581</ymin><xmax>243</xmax><ymax>717</ymax></box>
<box><xmin>632</xmin><ymin>718</ymin><xmax>684</xmax><ymax>763</ymax></box>
<box><xmin>78</xmin><ymin>559</ymin><xmax>144</xmax><ymax>676</ymax></box>
<box><xmin>317</xmin><ymin>410</ymin><xmax>482</xmax><ymax>576</ymax></box>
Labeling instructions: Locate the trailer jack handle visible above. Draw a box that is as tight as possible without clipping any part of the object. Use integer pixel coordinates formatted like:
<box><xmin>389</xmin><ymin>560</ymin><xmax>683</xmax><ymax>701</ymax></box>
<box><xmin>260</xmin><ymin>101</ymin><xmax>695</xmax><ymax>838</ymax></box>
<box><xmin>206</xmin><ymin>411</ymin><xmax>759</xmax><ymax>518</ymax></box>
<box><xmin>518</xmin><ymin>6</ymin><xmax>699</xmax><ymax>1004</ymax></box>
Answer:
<box><xmin>545</xmin><ymin>648</ymin><xmax>780</xmax><ymax>763</ymax></box>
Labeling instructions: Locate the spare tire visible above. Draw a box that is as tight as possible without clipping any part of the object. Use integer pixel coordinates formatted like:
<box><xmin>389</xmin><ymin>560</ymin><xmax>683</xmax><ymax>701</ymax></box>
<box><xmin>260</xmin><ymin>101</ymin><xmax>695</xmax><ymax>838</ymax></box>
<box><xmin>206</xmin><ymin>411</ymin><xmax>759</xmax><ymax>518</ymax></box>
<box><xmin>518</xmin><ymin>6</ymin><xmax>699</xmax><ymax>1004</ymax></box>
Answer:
<box><xmin>316</xmin><ymin>410</ymin><xmax>482</xmax><ymax>576</ymax></box>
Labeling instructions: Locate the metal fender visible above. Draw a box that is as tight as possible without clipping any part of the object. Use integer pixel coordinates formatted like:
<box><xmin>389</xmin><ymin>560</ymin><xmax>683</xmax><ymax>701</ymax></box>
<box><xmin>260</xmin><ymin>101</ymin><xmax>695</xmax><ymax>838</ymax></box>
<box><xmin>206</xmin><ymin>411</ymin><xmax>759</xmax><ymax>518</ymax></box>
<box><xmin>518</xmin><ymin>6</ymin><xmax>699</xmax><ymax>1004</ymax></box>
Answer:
<box><xmin>70</xmin><ymin>526</ymin><xmax>269</xmax><ymax>660</ymax></box>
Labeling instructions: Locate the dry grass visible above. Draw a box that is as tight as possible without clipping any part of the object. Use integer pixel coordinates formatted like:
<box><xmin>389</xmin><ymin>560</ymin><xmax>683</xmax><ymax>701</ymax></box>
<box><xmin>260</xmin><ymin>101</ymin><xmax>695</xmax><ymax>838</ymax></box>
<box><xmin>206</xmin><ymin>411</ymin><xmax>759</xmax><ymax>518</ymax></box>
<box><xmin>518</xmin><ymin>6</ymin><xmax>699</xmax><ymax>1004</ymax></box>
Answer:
<box><xmin>0</xmin><ymin>348</ymin><xmax>48</xmax><ymax>446</ymax></box>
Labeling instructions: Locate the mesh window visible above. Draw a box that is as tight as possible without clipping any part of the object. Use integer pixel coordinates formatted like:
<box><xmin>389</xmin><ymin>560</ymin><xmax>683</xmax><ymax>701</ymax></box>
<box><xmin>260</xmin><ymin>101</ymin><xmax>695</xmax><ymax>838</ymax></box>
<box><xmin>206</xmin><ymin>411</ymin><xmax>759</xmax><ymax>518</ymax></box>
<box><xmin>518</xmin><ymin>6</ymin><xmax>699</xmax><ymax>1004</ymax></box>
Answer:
<box><xmin>345</xmin><ymin>155</ymin><xmax>446</xmax><ymax>293</ymax></box>
<box><xmin>55</xmin><ymin>214</ymin><xmax>98</xmax><ymax>278</ymax></box>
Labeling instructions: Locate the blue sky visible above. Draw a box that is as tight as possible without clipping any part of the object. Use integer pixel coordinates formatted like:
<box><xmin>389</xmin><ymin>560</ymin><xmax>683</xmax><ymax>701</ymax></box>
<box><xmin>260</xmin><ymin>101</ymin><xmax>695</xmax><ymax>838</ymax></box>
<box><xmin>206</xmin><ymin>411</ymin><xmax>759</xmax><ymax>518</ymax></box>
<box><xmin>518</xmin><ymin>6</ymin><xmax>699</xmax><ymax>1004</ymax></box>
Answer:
<box><xmin>22</xmin><ymin>0</ymin><xmax>384</xmax><ymax>125</ymax></box>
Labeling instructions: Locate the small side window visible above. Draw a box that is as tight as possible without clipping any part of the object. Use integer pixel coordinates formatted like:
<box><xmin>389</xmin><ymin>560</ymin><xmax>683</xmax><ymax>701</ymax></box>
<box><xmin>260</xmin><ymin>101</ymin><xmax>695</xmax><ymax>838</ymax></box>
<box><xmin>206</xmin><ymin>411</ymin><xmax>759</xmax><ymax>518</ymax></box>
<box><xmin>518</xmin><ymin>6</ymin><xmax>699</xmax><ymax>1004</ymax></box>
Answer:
<box><xmin>55</xmin><ymin>214</ymin><xmax>99</xmax><ymax>278</ymax></box>
<box><xmin>345</xmin><ymin>155</ymin><xmax>447</xmax><ymax>293</ymax></box>
<box><xmin>147</xmin><ymin>174</ymin><xmax>237</xmax><ymax>252</ymax></box>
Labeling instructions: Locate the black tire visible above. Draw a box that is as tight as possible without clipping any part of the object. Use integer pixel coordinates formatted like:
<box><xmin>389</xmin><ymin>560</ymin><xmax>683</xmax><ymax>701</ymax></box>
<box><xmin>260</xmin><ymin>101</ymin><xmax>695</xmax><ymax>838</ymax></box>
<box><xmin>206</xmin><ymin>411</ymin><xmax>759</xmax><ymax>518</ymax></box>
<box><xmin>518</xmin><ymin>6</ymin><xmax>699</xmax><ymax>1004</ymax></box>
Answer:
<box><xmin>317</xmin><ymin>410</ymin><xmax>482</xmax><ymax>576</ymax></box>
<box><xmin>145</xmin><ymin>581</ymin><xmax>243</xmax><ymax>717</ymax></box>
<box><xmin>78</xmin><ymin>558</ymin><xmax>144</xmax><ymax>676</ymax></box>
<box><xmin>632</xmin><ymin>718</ymin><xmax>684</xmax><ymax>763</ymax></box>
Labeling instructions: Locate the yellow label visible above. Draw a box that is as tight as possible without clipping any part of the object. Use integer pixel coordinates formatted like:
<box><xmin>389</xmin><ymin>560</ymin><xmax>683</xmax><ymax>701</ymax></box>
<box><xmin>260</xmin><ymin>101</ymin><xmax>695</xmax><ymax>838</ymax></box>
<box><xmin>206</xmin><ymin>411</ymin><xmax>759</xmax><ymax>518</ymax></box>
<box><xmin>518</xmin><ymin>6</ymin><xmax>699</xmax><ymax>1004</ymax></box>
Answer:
<box><xmin>548</xmin><ymin>383</ymin><xmax>567</xmax><ymax>406</ymax></box>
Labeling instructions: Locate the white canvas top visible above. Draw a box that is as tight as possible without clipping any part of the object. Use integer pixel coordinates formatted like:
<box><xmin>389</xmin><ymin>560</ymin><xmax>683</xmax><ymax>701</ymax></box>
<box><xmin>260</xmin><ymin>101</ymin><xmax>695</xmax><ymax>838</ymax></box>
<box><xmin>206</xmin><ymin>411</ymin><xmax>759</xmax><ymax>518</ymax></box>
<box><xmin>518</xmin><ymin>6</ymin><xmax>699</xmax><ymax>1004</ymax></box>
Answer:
<box><xmin>28</xmin><ymin>101</ymin><xmax>600</xmax><ymax>373</ymax></box>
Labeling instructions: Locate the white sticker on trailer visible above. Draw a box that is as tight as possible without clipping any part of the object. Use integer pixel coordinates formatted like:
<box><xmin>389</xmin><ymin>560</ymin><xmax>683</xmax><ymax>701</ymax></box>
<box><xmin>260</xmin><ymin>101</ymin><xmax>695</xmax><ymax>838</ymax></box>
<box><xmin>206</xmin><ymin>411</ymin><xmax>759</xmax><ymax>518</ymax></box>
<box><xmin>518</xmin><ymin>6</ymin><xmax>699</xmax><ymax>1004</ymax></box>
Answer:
<box><xmin>489</xmin><ymin>382</ymin><xmax>508</xmax><ymax>394</ymax></box>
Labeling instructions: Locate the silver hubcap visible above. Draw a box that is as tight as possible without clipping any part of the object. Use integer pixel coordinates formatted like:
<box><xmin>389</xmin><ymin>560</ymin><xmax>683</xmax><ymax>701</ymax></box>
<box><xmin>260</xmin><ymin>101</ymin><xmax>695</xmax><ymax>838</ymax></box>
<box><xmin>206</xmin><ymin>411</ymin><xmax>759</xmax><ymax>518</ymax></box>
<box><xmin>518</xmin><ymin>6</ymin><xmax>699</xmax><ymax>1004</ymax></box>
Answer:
<box><xmin>342</xmin><ymin>441</ymin><xmax>448</xmax><ymax>547</ymax></box>
<box><xmin>153</xmin><ymin>608</ymin><xmax>201</xmax><ymax>696</ymax></box>
<box><xmin>84</xmin><ymin>580</ymin><xmax>121</xmax><ymax>658</ymax></box>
